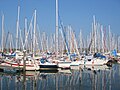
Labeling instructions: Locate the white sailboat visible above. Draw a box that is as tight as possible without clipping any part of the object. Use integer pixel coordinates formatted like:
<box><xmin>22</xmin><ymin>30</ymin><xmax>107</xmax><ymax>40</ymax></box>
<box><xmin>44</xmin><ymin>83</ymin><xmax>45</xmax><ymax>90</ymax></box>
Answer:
<box><xmin>80</xmin><ymin>54</ymin><xmax>109</xmax><ymax>66</ymax></box>
<box><xmin>58</xmin><ymin>59</ymin><xmax>71</xmax><ymax>69</ymax></box>
<box><xmin>39</xmin><ymin>57</ymin><xmax>58</xmax><ymax>70</ymax></box>
<box><xmin>53</xmin><ymin>0</ymin><xmax>71</xmax><ymax>69</ymax></box>
<box><xmin>1</xmin><ymin>57</ymin><xmax>40</xmax><ymax>71</ymax></box>
<box><xmin>1</xmin><ymin>8</ymin><xmax>40</xmax><ymax>71</ymax></box>
<box><xmin>80</xmin><ymin>65</ymin><xmax>111</xmax><ymax>71</ymax></box>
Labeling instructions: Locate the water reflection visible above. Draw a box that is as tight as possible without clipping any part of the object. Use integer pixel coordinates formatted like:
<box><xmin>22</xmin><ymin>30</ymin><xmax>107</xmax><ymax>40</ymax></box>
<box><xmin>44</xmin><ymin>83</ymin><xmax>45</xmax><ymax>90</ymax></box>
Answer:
<box><xmin>0</xmin><ymin>64</ymin><xmax>120</xmax><ymax>90</ymax></box>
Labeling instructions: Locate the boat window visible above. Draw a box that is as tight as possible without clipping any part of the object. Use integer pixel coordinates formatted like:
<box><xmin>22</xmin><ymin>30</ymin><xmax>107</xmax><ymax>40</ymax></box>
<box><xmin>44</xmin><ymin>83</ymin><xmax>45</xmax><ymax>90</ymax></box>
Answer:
<box><xmin>88</xmin><ymin>59</ymin><xmax>91</xmax><ymax>61</ymax></box>
<box><xmin>40</xmin><ymin>59</ymin><xmax>45</xmax><ymax>63</ymax></box>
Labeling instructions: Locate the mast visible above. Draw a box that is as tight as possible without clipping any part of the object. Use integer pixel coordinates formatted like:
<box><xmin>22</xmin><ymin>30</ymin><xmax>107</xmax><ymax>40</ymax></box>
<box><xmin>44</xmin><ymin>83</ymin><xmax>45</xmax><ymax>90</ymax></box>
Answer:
<box><xmin>56</xmin><ymin>1</ymin><xmax>59</xmax><ymax>90</ymax></box>
<box><xmin>101</xmin><ymin>25</ymin><xmax>104</xmax><ymax>53</ymax></box>
<box><xmin>16</xmin><ymin>6</ymin><xmax>20</xmax><ymax>51</ymax></box>
<box><xmin>24</xmin><ymin>18</ymin><xmax>27</xmax><ymax>50</ymax></box>
<box><xmin>79</xmin><ymin>30</ymin><xmax>83</xmax><ymax>53</ymax></box>
<box><xmin>118</xmin><ymin>36</ymin><xmax>120</xmax><ymax>52</ymax></box>
<box><xmin>108</xmin><ymin>25</ymin><xmax>111</xmax><ymax>52</ymax></box>
<box><xmin>56</xmin><ymin>0</ymin><xmax>58</xmax><ymax>57</ymax></box>
<box><xmin>97</xmin><ymin>23</ymin><xmax>101</xmax><ymax>52</ymax></box>
<box><xmin>93</xmin><ymin>15</ymin><xmax>97</xmax><ymax>53</ymax></box>
<box><xmin>88</xmin><ymin>15</ymin><xmax>96</xmax><ymax>54</ymax></box>
<box><xmin>1</xmin><ymin>14</ymin><xmax>4</xmax><ymax>52</ymax></box>
<box><xmin>103</xmin><ymin>27</ymin><xmax>106</xmax><ymax>52</ymax></box>
<box><xmin>33</xmin><ymin>10</ymin><xmax>37</xmax><ymax>57</ymax></box>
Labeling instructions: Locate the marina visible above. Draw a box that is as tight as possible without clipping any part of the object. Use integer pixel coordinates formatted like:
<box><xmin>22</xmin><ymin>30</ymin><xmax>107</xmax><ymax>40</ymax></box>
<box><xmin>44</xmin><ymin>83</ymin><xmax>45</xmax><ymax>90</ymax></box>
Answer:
<box><xmin>0</xmin><ymin>64</ymin><xmax>120</xmax><ymax>90</ymax></box>
<box><xmin>0</xmin><ymin>0</ymin><xmax>120</xmax><ymax>90</ymax></box>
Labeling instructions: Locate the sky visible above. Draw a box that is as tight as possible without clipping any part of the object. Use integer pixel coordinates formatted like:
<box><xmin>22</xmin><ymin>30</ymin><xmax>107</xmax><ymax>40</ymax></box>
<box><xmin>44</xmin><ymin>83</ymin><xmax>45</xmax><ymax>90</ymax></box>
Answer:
<box><xmin>0</xmin><ymin>0</ymin><xmax>120</xmax><ymax>39</ymax></box>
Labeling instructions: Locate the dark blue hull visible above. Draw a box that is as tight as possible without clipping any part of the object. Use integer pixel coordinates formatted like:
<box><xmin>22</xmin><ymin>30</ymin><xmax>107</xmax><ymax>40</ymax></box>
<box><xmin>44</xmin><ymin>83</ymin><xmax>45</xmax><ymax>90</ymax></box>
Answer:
<box><xmin>39</xmin><ymin>65</ymin><xmax>58</xmax><ymax>70</ymax></box>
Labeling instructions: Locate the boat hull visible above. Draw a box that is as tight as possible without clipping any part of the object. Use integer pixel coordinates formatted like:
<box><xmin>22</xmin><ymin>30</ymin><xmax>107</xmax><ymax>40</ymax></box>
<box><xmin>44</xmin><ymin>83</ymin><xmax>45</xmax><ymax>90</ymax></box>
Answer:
<box><xmin>1</xmin><ymin>61</ymin><xmax>39</xmax><ymax>71</ymax></box>
<box><xmin>58</xmin><ymin>61</ymin><xmax>71</xmax><ymax>69</ymax></box>
<box><xmin>39</xmin><ymin>64</ymin><xmax>58</xmax><ymax>70</ymax></box>
<box><xmin>79</xmin><ymin>58</ymin><xmax>108</xmax><ymax>66</ymax></box>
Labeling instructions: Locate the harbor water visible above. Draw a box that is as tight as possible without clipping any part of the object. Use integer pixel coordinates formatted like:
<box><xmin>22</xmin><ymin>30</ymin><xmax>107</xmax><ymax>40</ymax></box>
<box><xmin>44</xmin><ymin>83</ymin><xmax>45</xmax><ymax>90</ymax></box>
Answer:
<box><xmin>0</xmin><ymin>64</ymin><xmax>120</xmax><ymax>90</ymax></box>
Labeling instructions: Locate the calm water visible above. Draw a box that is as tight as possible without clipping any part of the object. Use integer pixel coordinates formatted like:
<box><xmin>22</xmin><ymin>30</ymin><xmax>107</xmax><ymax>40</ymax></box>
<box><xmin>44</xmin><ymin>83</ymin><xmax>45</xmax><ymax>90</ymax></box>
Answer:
<box><xmin>0</xmin><ymin>64</ymin><xmax>120</xmax><ymax>90</ymax></box>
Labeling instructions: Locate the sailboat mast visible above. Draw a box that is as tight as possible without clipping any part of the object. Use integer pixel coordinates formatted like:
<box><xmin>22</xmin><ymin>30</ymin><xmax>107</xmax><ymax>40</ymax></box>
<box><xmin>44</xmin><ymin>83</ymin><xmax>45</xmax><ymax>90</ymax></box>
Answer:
<box><xmin>79</xmin><ymin>30</ymin><xmax>83</xmax><ymax>53</ymax></box>
<box><xmin>108</xmin><ymin>25</ymin><xmax>111</xmax><ymax>52</ymax></box>
<box><xmin>101</xmin><ymin>25</ymin><xmax>104</xmax><ymax>53</ymax></box>
<box><xmin>33</xmin><ymin>10</ymin><xmax>37</xmax><ymax>57</ymax></box>
<box><xmin>55</xmin><ymin>0</ymin><xmax>59</xmax><ymax>86</ymax></box>
<box><xmin>1</xmin><ymin>14</ymin><xmax>4</xmax><ymax>52</ymax></box>
<box><xmin>93</xmin><ymin>15</ymin><xmax>96</xmax><ymax>53</ymax></box>
<box><xmin>16</xmin><ymin>6</ymin><xmax>20</xmax><ymax>51</ymax></box>
<box><xmin>56</xmin><ymin>0</ymin><xmax>58</xmax><ymax>57</ymax></box>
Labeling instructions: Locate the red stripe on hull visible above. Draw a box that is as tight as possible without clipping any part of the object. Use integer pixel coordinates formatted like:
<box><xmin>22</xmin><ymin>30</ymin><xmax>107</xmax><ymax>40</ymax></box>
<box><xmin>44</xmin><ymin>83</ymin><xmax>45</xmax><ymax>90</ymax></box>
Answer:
<box><xmin>4</xmin><ymin>61</ymin><xmax>34</xmax><ymax>67</ymax></box>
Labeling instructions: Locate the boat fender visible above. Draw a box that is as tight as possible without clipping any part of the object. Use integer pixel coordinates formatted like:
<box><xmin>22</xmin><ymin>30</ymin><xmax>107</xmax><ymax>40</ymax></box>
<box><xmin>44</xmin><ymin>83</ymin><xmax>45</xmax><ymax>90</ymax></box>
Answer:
<box><xmin>37</xmin><ymin>61</ymin><xmax>40</xmax><ymax>64</ymax></box>
<box><xmin>92</xmin><ymin>60</ymin><xmax>94</xmax><ymax>65</ymax></box>
<box><xmin>13</xmin><ymin>58</ymin><xmax>16</xmax><ymax>61</ymax></box>
<box><xmin>55</xmin><ymin>61</ymin><xmax>58</xmax><ymax>65</ymax></box>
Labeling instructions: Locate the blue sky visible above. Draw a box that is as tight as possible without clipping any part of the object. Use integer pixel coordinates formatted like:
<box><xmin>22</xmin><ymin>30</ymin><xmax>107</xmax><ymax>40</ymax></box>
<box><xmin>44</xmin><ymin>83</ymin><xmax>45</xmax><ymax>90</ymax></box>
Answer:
<box><xmin>0</xmin><ymin>0</ymin><xmax>120</xmax><ymax>38</ymax></box>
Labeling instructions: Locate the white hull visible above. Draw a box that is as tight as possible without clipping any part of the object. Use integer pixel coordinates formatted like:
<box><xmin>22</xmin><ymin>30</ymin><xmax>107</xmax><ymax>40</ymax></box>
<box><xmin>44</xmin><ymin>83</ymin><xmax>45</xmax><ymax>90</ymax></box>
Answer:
<box><xmin>118</xmin><ymin>61</ymin><xmax>120</xmax><ymax>64</ymax></box>
<box><xmin>80</xmin><ymin>65</ymin><xmax>110</xmax><ymax>71</ymax></box>
<box><xmin>79</xmin><ymin>58</ymin><xmax>108</xmax><ymax>66</ymax></box>
<box><xmin>70</xmin><ymin>61</ymin><xmax>81</xmax><ymax>66</ymax></box>
<box><xmin>1</xmin><ymin>60</ymin><xmax>40</xmax><ymax>71</ymax></box>
<box><xmin>58</xmin><ymin>61</ymin><xmax>71</xmax><ymax>69</ymax></box>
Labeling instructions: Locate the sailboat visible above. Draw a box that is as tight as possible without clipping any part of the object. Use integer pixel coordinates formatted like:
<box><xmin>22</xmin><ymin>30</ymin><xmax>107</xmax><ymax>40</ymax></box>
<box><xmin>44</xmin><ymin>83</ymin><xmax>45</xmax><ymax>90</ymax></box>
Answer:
<box><xmin>80</xmin><ymin>53</ymin><xmax>109</xmax><ymax>66</ymax></box>
<box><xmin>51</xmin><ymin>0</ymin><xmax>71</xmax><ymax>69</ymax></box>
<box><xmin>57</xmin><ymin>56</ymin><xmax>71</xmax><ymax>69</ymax></box>
<box><xmin>39</xmin><ymin>56</ymin><xmax>58</xmax><ymax>70</ymax></box>
<box><xmin>0</xmin><ymin>7</ymin><xmax>40</xmax><ymax>71</ymax></box>
<box><xmin>1</xmin><ymin>56</ymin><xmax>40</xmax><ymax>71</ymax></box>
